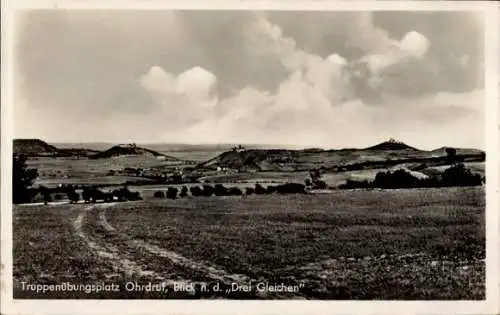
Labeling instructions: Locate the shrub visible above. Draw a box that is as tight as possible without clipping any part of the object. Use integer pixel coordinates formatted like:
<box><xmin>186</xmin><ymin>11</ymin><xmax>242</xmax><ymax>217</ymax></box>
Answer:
<box><xmin>111</xmin><ymin>186</ymin><xmax>142</xmax><ymax>201</ymax></box>
<box><xmin>373</xmin><ymin>169</ymin><xmax>419</xmax><ymax>189</ymax></box>
<box><xmin>82</xmin><ymin>187</ymin><xmax>92</xmax><ymax>203</ymax></box>
<box><xmin>254</xmin><ymin>183</ymin><xmax>266</xmax><ymax>195</ymax></box>
<box><xmin>245</xmin><ymin>187</ymin><xmax>255</xmax><ymax>195</ymax></box>
<box><xmin>339</xmin><ymin>179</ymin><xmax>371</xmax><ymax>190</ymax></box>
<box><xmin>338</xmin><ymin>164</ymin><xmax>483</xmax><ymax>190</ymax></box>
<box><xmin>127</xmin><ymin>191</ymin><xmax>142</xmax><ymax>201</ymax></box>
<box><xmin>190</xmin><ymin>186</ymin><xmax>203</xmax><ymax>197</ymax></box>
<box><xmin>266</xmin><ymin>185</ymin><xmax>277</xmax><ymax>194</ymax></box>
<box><xmin>275</xmin><ymin>183</ymin><xmax>306</xmax><ymax>194</ymax></box>
<box><xmin>202</xmin><ymin>185</ymin><xmax>214</xmax><ymax>197</ymax></box>
<box><xmin>214</xmin><ymin>184</ymin><xmax>229</xmax><ymax>196</ymax></box>
<box><xmin>166</xmin><ymin>187</ymin><xmax>178</xmax><ymax>199</ymax></box>
<box><xmin>153</xmin><ymin>190</ymin><xmax>165</xmax><ymax>198</ymax></box>
<box><xmin>180</xmin><ymin>186</ymin><xmax>188</xmax><ymax>197</ymax></box>
<box><xmin>54</xmin><ymin>193</ymin><xmax>65</xmax><ymax>201</ymax></box>
<box><xmin>441</xmin><ymin>163</ymin><xmax>482</xmax><ymax>187</ymax></box>
<box><xmin>228</xmin><ymin>187</ymin><xmax>243</xmax><ymax>196</ymax></box>
<box><xmin>38</xmin><ymin>186</ymin><xmax>53</xmax><ymax>205</ymax></box>
<box><xmin>313</xmin><ymin>180</ymin><xmax>327</xmax><ymax>189</ymax></box>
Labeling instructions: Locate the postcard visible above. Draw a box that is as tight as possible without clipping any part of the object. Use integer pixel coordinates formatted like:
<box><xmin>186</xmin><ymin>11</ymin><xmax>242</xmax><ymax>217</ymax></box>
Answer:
<box><xmin>1</xmin><ymin>1</ymin><xmax>499</xmax><ymax>314</ymax></box>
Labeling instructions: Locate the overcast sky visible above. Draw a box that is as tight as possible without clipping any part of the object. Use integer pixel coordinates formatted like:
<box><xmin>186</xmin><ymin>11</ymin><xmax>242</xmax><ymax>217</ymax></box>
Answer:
<box><xmin>14</xmin><ymin>10</ymin><xmax>484</xmax><ymax>149</ymax></box>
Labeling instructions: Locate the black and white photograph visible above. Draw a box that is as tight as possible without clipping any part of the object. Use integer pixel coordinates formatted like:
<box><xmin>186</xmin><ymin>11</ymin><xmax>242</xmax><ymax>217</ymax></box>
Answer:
<box><xmin>2</xmin><ymin>1</ymin><xmax>499</xmax><ymax>314</ymax></box>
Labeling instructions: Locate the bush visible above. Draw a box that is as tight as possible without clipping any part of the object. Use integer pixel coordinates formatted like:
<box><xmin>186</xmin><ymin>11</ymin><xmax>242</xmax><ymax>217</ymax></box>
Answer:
<box><xmin>54</xmin><ymin>193</ymin><xmax>65</xmax><ymax>201</ymax></box>
<box><xmin>67</xmin><ymin>189</ymin><xmax>80</xmax><ymax>203</ymax></box>
<box><xmin>245</xmin><ymin>187</ymin><xmax>255</xmax><ymax>195</ymax></box>
<box><xmin>82</xmin><ymin>187</ymin><xmax>92</xmax><ymax>203</ymax></box>
<box><xmin>127</xmin><ymin>191</ymin><xmax>142</xmax><ymax>201</ymax></box>
<box><xmin>166</xmin><ymin>187</ymin><xmax>178</xmax><ymax>199</ymax></box>
<box><xmin>266</xmin><ymin>185</ymin><xmax>277</xmax><ymax>194</ymax></box>
<box><xmin>190</xmin><ymin>186</ymin><xmax>203</xmax><ymax>197</ymax></box>
<box><xmin>254</xmin><ymin>183</ymin><xmax>266</xmax><ymax>195</ymax></box>
<box><xmin>313</xmin><ymin>180</ymin><xmax>327</xmax><ymax>189</ymax></box>
<box><xmin>441</xmin><ymin>163</ymin><xmax>483</xmax><ymax>187</ymax></box>
<box><xmin>275</xmin><ymin>183</ymin><xmax>306</xmax><ymax>194</ymax></box>
<box><xmin>373</xmin><ymin>169</ymin><xmax>419</xmax><ymax>189</ymax></box>
<box><xmin>38</xmin><ymin>186</ymin><xmax>52</xmax><ymax>205</ymax></box>
<box><xmin>338</xmin><ymin>164</ymin><xmax>483</xmax><ymax>190</ymax></box>
<box><xmin>202</xmin><ymin>185</ymin><xmax>214</xmax><ymax>197</ymax></box>
<box><xmin>214</xmin><ymin>184</ymin><xmax>229</xmax><ymax>196</ymax></box>
<box><xmin>339</xmin><ymin>179</ymin><xmax>372</xmax><ymax>190</ymax></box>
<box><xmin>180</xmin><ymin>186</ymin><xmax>188</xmax><ymax>197</ymax></box>
<box><xmin>153</xmin><ymin>190</ymin><xmax>165</xmax><ymax>198</ymax></box>
<box><xmin>228</xmin><ymin>187</ymin><xmax>243</xmax><ymax>196</ymax></box>
<box><xmin>108</xmin><ymin>186</ymin><xmax>142</xmax><ymax>202</ymax></box>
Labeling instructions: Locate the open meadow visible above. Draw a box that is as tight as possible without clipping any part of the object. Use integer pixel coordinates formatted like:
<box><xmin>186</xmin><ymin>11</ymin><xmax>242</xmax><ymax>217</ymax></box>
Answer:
<box><xmin>13</xmin><ymin>186</ymin><xmax>485</xmax><ymax>300</ymax></box>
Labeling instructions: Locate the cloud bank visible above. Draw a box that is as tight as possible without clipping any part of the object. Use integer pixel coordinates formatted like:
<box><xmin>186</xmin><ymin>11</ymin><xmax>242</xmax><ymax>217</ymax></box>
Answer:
<box><xmin>15</xmin><ymin>10</ymin><xmax>484</xmax><ymax>149</ymax></box>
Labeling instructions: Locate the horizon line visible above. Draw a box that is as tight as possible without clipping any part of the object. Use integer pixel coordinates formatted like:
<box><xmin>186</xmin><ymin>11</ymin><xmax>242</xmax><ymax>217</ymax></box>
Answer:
<box><xmin>12</xmin><ymin>137</ymin><xmax>485</xmax><ymax>152</ymax></box>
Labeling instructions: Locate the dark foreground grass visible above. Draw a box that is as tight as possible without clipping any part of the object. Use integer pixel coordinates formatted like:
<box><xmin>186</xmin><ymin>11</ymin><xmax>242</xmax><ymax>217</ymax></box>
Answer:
<box><xmin>13</xmin><ymin>187</ymin><xmax>485</xmax><ymax>299</ymax></box>
<box><xmin>105</xmin><ymin>187</ymin><xmax>485</xmax><ymax>299</ymax></box>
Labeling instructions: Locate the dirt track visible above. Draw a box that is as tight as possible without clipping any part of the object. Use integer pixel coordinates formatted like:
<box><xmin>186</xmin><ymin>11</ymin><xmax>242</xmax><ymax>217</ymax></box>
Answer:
<box><xmin>73</xmin><ymin>202</ymin><xmax>257</xmax><ymax>287</ymax></box>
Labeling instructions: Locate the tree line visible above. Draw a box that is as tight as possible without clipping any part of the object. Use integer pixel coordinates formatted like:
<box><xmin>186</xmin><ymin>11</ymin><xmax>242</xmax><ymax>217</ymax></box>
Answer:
<box><xmin>13</xmin><ymin>154</ymin><xmax>142</xmax><ymax>205</ymax></box>
<box><xmin>153</xmin><ymin>182</ymin><xmax>307</xmax><ymax>199</ymax></box>
<box><xmin>339</xmin><ymin>163</ymin><xmax>483</xmax><ymax>190</ymax></box>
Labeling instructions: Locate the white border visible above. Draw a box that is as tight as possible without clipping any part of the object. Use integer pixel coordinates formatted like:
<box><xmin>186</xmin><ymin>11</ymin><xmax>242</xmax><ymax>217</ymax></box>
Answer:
<box><xmin>1</xmin><ymin>2</ymin><xmax>499</xmax><ymax>315</ymax></box>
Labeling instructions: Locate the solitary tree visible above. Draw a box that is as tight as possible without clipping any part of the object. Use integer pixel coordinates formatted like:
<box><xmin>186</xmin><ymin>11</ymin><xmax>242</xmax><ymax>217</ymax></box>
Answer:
<box><xmin>308</xmin><ymin>169</ymin><xmax>327</xmax><ymax>189</ymax></box>
<box><xmin>13</xmin><ymin>155</ymin><xmax>38</xmax><ymax>204</ymax></box>
<box><xmin>39</xmin><ymin>186</ymin><xmax>52</xmax><ymax>205</ymax></box>
<box><xmin>179</xmin><ymin>186</ymin><xmax>188</xmax><ymax>197</ymax></box>
<box><xmin>166</xmin><ymin>187</ymin><xmax>178</xmax><ymax>199</ymax></box>
<box><xmin>445</xmin><ymin>147</ymin><xmax>457</xmax><ymax>164</ymax></box>
<box><xmin>153</xmin><ymin>190</ymin><xmax>165</xmax><ymax>198</ymax></box>
<box><xmin>67</xmin><ymin>188</ymin><xmax>80</xmax><ymax>204</ymax></box>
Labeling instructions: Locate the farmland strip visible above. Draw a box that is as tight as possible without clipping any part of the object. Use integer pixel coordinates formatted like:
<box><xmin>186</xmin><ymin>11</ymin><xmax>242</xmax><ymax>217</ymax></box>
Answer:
<box><xmin>73</xmin><ymin>204</ymin><xmax>194</xmax><ymax>286</ymax></box>
<box><xmin>97</xmin><ymin>206</ymin><xmax>256</xmax><ymax>286</ymax></box>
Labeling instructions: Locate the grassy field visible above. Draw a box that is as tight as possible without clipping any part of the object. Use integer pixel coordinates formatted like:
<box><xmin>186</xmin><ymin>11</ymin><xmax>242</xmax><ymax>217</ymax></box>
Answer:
<box><xmin>26</xmin><ymin>156</ymin><xmax>188</xmax><ymax>187</ymax></box>
<box><xmin>13</xmin><ymin>187</ymin><xmax>484</xmax><ymax>299</ymax></box>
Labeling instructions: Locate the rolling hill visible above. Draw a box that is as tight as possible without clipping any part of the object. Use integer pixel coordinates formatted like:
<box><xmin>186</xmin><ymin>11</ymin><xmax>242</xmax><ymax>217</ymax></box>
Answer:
<box><xmin>89</xmin><ymin>143</ymin><xmax>178</xmax><ymax>160</ymax></box>
<box><xmin>14</xmin><ymin>139</ymin><xmax>59</xmax><ymax>156</ymax></box>
<box><xmin>14</xmin><ymin>139</ymin><xmax>101</xmax><ymax>157</ymax></box>
<box><xmin>196</xmin><ymin>140</ymin><xmax>485</xmax><ymax>172</ymax></box>
<box><xmin>363</xmin><ymin>138</ymin><xmax>419</xmax><ymax>151</ymax></box>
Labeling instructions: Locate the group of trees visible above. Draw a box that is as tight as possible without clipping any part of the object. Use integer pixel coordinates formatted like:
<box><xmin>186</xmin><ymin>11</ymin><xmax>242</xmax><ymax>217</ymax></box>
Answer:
<box><xmin>37</xmin><ymin>184</ymin><xmax>81</xmax><ymax>204</ymax></box>
<box><xmin>339</xmin><ymin>163</ymin><xmax>484</xmax><ymax>190</ymax></box>
<box><xmin>81</xmin><ymin>186</ymin><xmax>142</xmax><ymax>203</ymax></box>
<box><xmin>14</xmin><ymin>155</ymin><xmax>143</xmax><ymax>205</ymax></box>
<box><xmin>153</xmin><ymin>182</ymin><xmax>307</xmax><ymax>199</ymax></box>
<box><xmin>153</xmin><ymin>186</ymin><xmax>187</xmax><ymax>199</ymax></box>
<box><xmin>154</xmin><ymin>184</ymin><xmax>244</xmax><ymax>199</ymax></box>
<box><xmin>32</xmin><ymin>185</ymin><xmax>143</xmax><ymax>205</ymax></box>
<box><xmin>253</xmin><ymin>183</ymin><xmax>306</xmax><ymax>194</ymax></box>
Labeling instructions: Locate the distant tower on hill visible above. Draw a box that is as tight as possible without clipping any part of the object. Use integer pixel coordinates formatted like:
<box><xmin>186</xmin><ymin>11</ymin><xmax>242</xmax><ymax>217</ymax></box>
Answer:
<box><xmin>232</xmin><ymin>144</ymin><xmax>246</xmax><ymax>152</ymax></box>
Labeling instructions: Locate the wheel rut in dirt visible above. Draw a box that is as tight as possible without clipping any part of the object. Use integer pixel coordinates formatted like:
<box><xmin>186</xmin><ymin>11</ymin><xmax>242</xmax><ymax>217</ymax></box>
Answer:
<box><xmin>74</xmin><ymin>203</ymin><xmax>263</xmax><ymax>290</ymax></box>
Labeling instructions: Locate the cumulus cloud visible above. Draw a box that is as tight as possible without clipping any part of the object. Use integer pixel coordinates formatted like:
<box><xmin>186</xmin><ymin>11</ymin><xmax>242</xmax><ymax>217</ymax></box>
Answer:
<box><xmin>399</xmin><ymin>31</ymin><xmax>430</xmax><ymax>58</ymax></box>
<box><xmin>16</xmin><ymin>11</ymin><xmax>484</xmax><ymax>148</ymax></box>
<box><xmin>139</xmin><ymin>65</ymin><xmax>218</xmax><ymax>128</ymax></box>
<box><xmin>135</xmin><ymin>16</ymin><xmax>483</xmax><ymax>149</ymax></box>
<box><xmin>360</xmin><ymin>30</ymin><xmax>430</xmax><ymax>75</ymax></box>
